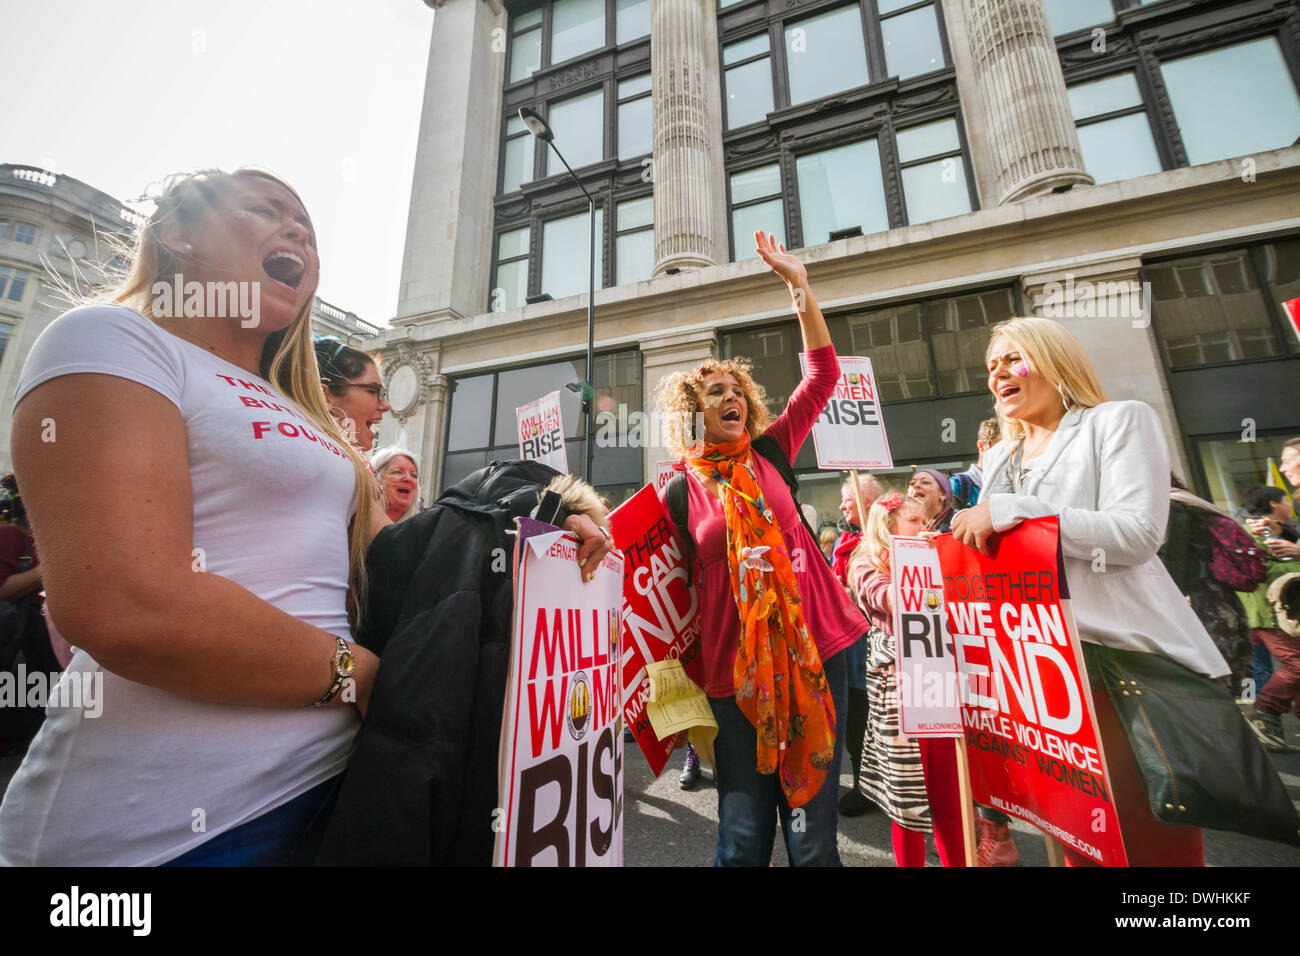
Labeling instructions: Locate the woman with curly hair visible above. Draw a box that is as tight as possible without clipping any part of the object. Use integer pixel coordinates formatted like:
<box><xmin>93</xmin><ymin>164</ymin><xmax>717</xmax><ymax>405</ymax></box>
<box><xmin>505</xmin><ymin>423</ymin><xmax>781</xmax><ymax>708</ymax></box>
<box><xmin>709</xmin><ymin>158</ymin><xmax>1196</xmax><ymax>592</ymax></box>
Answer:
<box><xmin>655</xmin><ymin>231</ymin><xmax>869</xmax><ymax>866</ymax></box>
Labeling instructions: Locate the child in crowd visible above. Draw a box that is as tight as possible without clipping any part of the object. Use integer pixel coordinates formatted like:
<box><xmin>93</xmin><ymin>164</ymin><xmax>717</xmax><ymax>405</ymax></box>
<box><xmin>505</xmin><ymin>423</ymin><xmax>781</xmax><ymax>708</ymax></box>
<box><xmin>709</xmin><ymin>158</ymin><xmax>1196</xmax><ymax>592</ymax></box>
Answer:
<box><xmin>849</xmin><ymin>492</ymin><xmax>967</xmax><ymax>866</ymax></box>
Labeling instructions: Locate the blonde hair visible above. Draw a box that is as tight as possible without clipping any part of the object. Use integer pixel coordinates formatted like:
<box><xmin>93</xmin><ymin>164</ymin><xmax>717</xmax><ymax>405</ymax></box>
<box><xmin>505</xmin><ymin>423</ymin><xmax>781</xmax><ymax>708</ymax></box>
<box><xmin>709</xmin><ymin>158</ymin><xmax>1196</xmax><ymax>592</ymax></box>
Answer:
<box><xmin>99</xmin><ymin>168</ymin><xmax>381</xmax><ymax>628</ymax></box>
<box><xmin>986</xmin><ymin>316</ymin><xmax>1108</xmax><ymax>444</ymax></box>
<box><xmin>654</xmin><ymin>357</ymin><xmax>772</xmax><ymax>459</ymax></box>
<box><xmin>847</xmin><ymin>494</ymin><xmax>925</xmax><ymax>585</ymax></box>
<box><xmin>370</xmin><ymin>447</ymin><xmax>421</xmax><ymax>523</ymax></box>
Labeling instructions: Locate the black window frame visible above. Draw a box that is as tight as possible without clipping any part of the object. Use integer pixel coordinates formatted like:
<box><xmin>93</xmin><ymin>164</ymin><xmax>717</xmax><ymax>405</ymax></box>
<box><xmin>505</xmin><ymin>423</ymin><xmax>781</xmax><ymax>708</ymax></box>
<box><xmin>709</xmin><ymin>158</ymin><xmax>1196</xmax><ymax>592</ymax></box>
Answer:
<box><xmin>613</xmin><ymin>190</ymin><xmax>656</xmax><ymax>286</ymax></box>
<box><xmin>1052</xmin><ymin>0</ymin><xmax>1300</xmax><ymax>174</ymax></box>
<box><xmin>719</xmin><ymin>0</ymin><xmax>977</xmax><ymax>258</ymax></box>
<box><xmin>719</xmin><ymin>279</ymin><xmax>1026</xmax><ymax>407</ymax></box>
<box><xmin>493</xmin><ymin>0</ymin><xmax>655</xmax><ymax>311</ymax></box>
<box><xmin>440</xmin><ymin>346</ymin><xmax>646</xmax><ymax>493</ymax></box>
<box><xmin>1141</xmin><ymin>234</ymin><xmax>1300</xmax><ymax>375</ymax></box>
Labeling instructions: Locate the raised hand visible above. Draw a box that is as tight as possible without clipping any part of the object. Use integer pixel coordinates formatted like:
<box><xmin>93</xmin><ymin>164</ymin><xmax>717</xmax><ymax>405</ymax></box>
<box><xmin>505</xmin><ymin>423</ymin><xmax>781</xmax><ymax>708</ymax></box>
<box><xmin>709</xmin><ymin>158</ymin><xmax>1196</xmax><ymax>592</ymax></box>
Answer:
<box><xmin>753</xmin><ymin>231</ymin><xmax>807</xmax><ymax>289</ymax></box>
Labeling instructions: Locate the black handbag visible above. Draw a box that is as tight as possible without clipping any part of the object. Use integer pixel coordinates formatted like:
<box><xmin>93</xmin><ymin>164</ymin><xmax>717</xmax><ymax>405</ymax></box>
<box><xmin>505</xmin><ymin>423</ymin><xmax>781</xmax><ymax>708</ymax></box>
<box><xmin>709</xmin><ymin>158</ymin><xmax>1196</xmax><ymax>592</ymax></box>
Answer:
<box><xmin>1084</xmin><ymin>643</ymin><xmax>1300</xmax><ymax>847</ymax></box>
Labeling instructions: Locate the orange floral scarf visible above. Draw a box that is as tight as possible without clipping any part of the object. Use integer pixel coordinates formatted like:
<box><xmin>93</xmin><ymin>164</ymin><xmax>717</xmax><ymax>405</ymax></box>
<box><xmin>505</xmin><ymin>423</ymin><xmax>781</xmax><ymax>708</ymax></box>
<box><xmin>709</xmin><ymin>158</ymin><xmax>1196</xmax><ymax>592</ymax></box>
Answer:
<box><xmin>688</xmin><ymin>434</ymin><xmax>836</xmax><ymax>808</ymax></box>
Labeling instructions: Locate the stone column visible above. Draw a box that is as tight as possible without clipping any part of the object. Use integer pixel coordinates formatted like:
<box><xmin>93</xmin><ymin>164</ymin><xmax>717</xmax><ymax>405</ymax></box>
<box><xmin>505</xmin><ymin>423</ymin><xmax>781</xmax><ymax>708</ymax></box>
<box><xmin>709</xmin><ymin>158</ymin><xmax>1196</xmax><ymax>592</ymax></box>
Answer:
<box><xmin>960</xmin><ymin>0</ymin><xmax>1093</xmax><ymax>204</ymax></box>
<box><xmin>420</xmin><ymin>374</ymin><xmax>451</xmax><ymax>499</ymax></box>
<box><xmin>651</xmin><ymin>0</ymin><xmax>724</xmax><ymax>275</ymax></box>
<box><xmin>639</xmin><ymin>327</ymin><xmax>717</xmax><ymax>477</ymax></box>
<box><xmin>1021</xmin><ymin>256</ymin><xmax>1188</xmax><ymax>475</ymax></box>
<box><xmin>394</xmin><ymin>0</ymin><xmax>505</xmax><ymax>325</ymax></box>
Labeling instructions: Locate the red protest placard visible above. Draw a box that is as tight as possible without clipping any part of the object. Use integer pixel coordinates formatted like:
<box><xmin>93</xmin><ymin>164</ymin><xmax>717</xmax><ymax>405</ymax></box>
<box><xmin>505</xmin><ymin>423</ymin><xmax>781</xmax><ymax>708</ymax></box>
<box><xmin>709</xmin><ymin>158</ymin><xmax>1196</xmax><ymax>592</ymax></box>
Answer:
<box><xmin>935</xmin><ymin>517</ymin><xmax>1128</xmax><ymax>866</ymax></box>
<box><xmin>608</xmin><ymin>484</ymin><xmax>701</xmax><ymax>777</ymax></box>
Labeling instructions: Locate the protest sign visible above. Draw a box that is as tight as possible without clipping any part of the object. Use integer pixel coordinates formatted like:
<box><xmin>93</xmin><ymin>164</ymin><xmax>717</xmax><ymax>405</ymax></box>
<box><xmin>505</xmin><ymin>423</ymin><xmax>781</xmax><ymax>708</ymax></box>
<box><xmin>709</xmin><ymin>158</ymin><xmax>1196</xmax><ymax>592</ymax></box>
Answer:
<box><xmin>891</xmin><ymin>536</ymin><xmax>963</xmax><ymax>737</ymax></box>
<box><xmin>608</xmin><ymin>485</ymin><xmax>701</xmax><ymax>777</ymax></box>
<box><xmin>935</xmin><ymin>517</ymin><xmax>1127</xmax><ymax>866</ymax></box>
<box><xmin>516</xmin><ymin>390</ymin><xmax>567</xmax><ymax>472</ymax></box>
<box><xmin>654</xmin><ymin>460</ymin><xmax>679</xmax><ymax>491</ymax></box>
<box><xmin>799</xmin><ymin>353</ymin><xmax>892</xmax><ymax>469</ymax></box>
<box><xmin>495</xmin><ymin>517</ymin><xmax>625</xmax><ymax>866</ymax></box>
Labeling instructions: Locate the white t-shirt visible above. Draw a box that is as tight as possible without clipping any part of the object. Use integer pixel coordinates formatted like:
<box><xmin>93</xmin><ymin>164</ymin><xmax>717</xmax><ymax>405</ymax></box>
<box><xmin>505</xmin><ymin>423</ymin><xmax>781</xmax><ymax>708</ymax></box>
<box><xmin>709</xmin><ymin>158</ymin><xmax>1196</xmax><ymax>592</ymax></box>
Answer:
<box><xmin>0</xmin><ymin>304</ymin><xmax>361</xmax><ymax>865</ymax></box>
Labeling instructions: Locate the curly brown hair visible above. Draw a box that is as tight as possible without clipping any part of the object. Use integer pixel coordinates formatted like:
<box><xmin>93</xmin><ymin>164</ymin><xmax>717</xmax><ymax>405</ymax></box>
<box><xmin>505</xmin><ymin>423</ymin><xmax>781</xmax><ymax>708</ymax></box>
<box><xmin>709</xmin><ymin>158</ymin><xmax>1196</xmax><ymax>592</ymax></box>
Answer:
<box><xmin>654</xmin><ymin>357</ymin><xmax>773</xmax><ymax>459</ymax></box>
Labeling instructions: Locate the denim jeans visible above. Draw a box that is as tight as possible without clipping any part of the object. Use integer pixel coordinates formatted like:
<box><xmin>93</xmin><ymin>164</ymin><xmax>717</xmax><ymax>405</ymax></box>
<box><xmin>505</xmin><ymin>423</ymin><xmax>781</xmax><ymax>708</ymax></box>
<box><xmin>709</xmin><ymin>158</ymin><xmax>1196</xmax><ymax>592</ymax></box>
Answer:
<box><xmin>709</xmin><ymin>648</ymin><xmax>847</xmax><ymax>866</ymax></box>
<box><xmin>162</xmin><ymin>775</ymin><xmax>342</xmax><ymax>867</ymax></box>
<box><xmin>844</xmin><ymin>633</ymin><xmax>868</xmax><ymax>692</ymax></box>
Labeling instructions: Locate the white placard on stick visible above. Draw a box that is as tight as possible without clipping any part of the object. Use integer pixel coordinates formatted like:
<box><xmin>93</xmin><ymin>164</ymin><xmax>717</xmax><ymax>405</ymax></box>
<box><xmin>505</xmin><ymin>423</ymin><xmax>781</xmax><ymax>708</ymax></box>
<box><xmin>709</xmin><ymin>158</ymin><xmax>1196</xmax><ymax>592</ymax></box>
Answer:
<box><xmin>516</xmin><ymin>390</ymin><xmax>568</xmax><ymax>472</ymax></box>
<box><xmin>799</xmin><ymin>354</ymin><xmax>893</xmax><ymax>469</ymax></box>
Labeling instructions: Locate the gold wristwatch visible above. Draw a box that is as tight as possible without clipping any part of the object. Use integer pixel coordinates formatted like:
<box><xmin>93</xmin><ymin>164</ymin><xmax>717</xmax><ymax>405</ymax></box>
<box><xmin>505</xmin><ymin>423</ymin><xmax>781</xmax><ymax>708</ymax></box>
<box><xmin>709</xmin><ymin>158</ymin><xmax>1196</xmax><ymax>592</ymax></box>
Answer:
<box><xmin>314</xmin><ymin>637</ymin><xmax>356</xmax><ymax>707</ymax></box>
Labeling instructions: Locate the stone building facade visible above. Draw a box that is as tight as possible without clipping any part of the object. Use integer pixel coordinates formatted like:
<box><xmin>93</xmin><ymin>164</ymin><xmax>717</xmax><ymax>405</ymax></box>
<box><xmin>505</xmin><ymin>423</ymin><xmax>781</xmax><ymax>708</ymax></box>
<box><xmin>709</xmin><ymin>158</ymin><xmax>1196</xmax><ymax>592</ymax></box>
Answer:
<box><xmin>375</xmin><ymin>0</ymin><xmax>1300</xmax><ymax>524</ymax></box>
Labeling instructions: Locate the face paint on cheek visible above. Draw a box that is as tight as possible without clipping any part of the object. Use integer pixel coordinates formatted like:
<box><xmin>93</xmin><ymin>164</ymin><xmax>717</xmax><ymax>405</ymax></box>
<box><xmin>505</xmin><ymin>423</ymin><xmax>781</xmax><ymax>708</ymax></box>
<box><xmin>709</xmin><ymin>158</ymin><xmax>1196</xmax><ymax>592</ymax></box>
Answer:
<box><xmin>1013</xmin><ymin>364</ymin><xmax>1029</xmax><ymax>377</ymax></box>
<box><xmin>702</xmin><ymin>396</ymin><xmax>722</xmax><ymax>408</ymax></box>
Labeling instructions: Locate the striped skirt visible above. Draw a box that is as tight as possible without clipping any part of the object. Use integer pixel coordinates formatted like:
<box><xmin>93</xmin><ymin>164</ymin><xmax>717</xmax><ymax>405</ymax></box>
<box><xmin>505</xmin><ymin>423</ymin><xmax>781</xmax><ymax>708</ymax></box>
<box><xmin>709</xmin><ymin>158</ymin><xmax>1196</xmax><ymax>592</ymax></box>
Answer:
<box><xmin>857</xmin><ymin>626</ymin><xmax>932</xmax><ymax>833</ymax></box>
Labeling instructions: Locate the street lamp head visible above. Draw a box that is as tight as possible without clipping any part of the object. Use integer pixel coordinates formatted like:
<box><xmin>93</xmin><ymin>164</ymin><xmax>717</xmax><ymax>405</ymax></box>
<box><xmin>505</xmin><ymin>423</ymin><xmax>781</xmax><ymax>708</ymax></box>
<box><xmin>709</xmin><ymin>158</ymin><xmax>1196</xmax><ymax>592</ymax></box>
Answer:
<box><xmin>518</xmin><ymin>106</ymin><xmax>553</xmax><ymax>143</ymax></box>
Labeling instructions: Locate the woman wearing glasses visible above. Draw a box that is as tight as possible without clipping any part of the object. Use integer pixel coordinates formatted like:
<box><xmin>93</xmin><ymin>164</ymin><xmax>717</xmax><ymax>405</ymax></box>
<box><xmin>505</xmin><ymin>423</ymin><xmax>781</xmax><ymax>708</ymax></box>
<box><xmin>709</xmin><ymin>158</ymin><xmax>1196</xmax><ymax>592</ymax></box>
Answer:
<box><xmin>315</xmin><ymin>340</ymin><xmax>391</xmax><ymax>452</ymax></box>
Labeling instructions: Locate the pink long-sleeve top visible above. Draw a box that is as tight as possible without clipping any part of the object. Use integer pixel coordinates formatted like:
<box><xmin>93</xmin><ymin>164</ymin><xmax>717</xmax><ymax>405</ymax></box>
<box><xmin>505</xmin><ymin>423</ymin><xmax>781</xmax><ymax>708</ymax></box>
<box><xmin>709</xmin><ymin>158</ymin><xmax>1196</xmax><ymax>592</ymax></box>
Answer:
<box><xmin>852</xmin><ymin>562</ymin><xmax>893</xmax><ymax>634</ymax></box>
<box><xmin>659</xmin><ymin>344</ymin><xmax>869</xmax><ymax>698</ymax></box>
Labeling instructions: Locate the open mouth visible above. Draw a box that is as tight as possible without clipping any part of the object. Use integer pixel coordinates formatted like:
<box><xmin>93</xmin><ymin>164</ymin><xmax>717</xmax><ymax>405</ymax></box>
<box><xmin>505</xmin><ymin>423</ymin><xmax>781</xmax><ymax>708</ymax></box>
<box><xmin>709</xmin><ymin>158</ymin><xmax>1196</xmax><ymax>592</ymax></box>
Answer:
<box><xmin>997</xmin><ymin>384</ymin><xmax>1020</xmax><ymax>402</ymax></box>
<box><xmin>262</xmin><ymin>249</ymin><xmax>305</xmax><ymax>289</ymax></box>
<box><xmin>721</xmin><ymin>406</ymin><xmax>742</xmax><ymax>424</ymax></box>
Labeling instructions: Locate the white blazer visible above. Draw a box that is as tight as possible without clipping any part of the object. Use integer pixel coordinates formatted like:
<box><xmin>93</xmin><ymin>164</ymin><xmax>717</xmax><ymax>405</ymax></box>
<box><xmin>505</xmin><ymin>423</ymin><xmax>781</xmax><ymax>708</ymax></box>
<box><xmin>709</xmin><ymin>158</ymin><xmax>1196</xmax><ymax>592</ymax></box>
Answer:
<box><xmin>980</xmin><ymin>400</ymin><xmax>1230</xmax><ymax>679</ymax></box>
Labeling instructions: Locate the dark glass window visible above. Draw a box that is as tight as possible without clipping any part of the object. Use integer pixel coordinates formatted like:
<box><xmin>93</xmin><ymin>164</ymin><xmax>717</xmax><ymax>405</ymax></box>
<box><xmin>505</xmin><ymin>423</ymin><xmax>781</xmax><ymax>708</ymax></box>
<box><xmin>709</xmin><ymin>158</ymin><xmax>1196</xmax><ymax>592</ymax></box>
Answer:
<box><xmin>1148</xmin><ymin>249</ymin><xmax>1281</xmax><ymax>367</ymax></box>
<box><xmin>446</xmin><ymin>374</ymin><xmax>495</xmax><ymax>451</ymax></box>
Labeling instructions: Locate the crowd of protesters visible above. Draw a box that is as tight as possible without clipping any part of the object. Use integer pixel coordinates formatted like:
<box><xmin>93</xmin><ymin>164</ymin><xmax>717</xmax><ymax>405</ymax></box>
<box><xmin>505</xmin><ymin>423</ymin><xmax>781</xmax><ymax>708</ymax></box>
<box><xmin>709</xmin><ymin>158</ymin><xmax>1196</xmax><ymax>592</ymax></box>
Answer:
<box><xmin>0</xmin><ymin>166</ymin><xmax>1297</xmax><ymax>868</ymax></box>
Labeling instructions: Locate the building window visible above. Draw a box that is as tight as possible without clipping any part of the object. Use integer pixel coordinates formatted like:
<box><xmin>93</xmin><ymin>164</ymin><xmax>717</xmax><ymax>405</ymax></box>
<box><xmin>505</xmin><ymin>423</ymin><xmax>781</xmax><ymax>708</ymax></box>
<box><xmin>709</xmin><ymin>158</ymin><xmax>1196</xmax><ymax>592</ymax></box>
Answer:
<box><xmin>616</xmin><ymin>73</ymin><xmax>652</xmax><ymax>161</ymax></box>
<box><xmin>784</xmin><ymin>5</ymin><xmax>870</xmax><ymax>106</ymax></box>
<box><xmin>1194</xmin><ymin>433</ymin><xmax>1297</xmax><ymax>515</ymax></box>
<box><xmin>501</xmin><ymin>114</ymin><xmax>536</xmax><ymax>194</ymax></box>
<box><xmin>721</xmin><ymin>324</ymin><xmax>801</xmax><ymax>412</ymax></box>
<box><xmin>1067</xmin><ymin>72</ymin><xmax>1162</xmax><ymax>185</ymax></box>
<box><xmin>615</xmin><ymin>0</ymin><xmax>650</xmax><ymax>45</ymax></box>
<box><xmin>722</xmin><ymin>284</ymin><xmax>1018</xmax><ymax>406</ymax></box>
<box><xmin>926</xmin><ymin>288</ymin><xmax>1018</xmax><ymax>394</ymax></box>
<box><xmin>723</xmin><ymin>34</ymin><xmax>773</xmax><ymax>130</ymax></box>
<box><xmin>0</xmin><ymin>222</ymin><xmax>7</xmax><ymax>240</ymax></box>
<box><xmin>443</xmin><ymin>349</ymin><xmax>643</xmax><ymax>498</ymax></box>
<box><xmin>720</xmin><ymin>0</ymin><xmax>962</xmax><ymax>256</ymax></box>
<box><xmin>729</xmin><ymin>164</ymin><xmax>785</xmax><ymax>260</ymax></box>
<box><xmin>12</xmin><ymin>224</ymin><xmax>36</xmax><ymax>245</ymax></box>
<box><xmin>0</xmin><ymin>266</ymin><xmax>29</xmax><ymax>302</ymax></box>
<box><xmin>546</xmin><ymin>87</ymin><xmax>605</xmax><ymax>174</ymax></box>
<box><xmin>896</xmin><ymin>117</ymin><xmax>971</xmax><ymax>224</ymax></box>
<box><xmin>1041</xmin><ymin>0</ymin><xmax>1115</xmax><ymax>37</ymax></box>
<box><xmin>492</xmin><ymin>227</ymin><xmax>531</xmax><ymax>311</ymax></box>
<box><xmin>879</xmin><ymin>0</ymin><xmax>945</xmax><ymax>80</ymax></box>
<box><xmin>615</xmin><ymin>195</ymin><xmax>654</xmax><ymax>285</ymax></box>
<box><xmin>1160</xmin><ymin>37</ymin><xmax>1300</xmax><ymax>167</ymax></box>
<box><xmin>508</xmin><ymin>8</ymin><xmax>544</xmax><ymax>84</ymax></box>
<box><xmin>1147</xmin><ymin>247</ymin><xmax>1288</xmax><ymax>368</ymax></box>
<box><xmin>540</xmin><ymin>207</ymin><xmax>606</xmax><ymax>300</ymax></box>
<box><xmin>445</xmin><ymin>373</ymin><xmax>495</xmax><ymax>452</ymax></box>
<box><xmin>796</xmin><ymin>139</ymin><xmax>888</xmax><ymax>245</ymax></box>
<box><xmin>551</xmin><ymin>0</ymin><xmax>606</xmax><ymax>65</ymax></box>
<box><xmin>0</xmin><ymin>322</ymin><xmax>10</xmax><ymax>364</ymax></box>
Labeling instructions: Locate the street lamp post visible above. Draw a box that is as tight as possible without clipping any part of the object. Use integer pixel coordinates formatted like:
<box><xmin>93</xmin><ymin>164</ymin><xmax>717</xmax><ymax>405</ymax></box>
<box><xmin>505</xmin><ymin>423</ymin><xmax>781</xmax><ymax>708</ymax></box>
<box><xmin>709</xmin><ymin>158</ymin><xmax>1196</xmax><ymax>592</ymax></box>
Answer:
<box><xmin>519</xmin><ymin>106</ymin><xmax>597</xmax><ymax>485</ymax></box>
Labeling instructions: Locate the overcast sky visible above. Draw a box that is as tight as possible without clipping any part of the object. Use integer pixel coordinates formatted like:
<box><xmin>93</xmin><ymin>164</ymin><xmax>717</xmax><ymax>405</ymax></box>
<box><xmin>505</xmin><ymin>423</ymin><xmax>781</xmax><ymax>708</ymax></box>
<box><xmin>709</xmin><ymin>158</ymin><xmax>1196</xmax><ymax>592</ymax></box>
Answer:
<box><xmin>5</xmin><ymin>0</ymin><xmax>434</xmax><ymax>327</ymax></box>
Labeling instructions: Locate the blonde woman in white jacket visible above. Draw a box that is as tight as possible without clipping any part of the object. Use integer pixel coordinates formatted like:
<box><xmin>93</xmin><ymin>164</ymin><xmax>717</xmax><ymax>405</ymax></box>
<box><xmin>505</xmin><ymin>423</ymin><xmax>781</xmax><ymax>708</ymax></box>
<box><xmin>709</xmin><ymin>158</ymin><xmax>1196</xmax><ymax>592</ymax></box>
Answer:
<box><xmin>950</xmin><ymin>316</ymin><xmax>1228</xmax><ymax>867</ymax></box>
